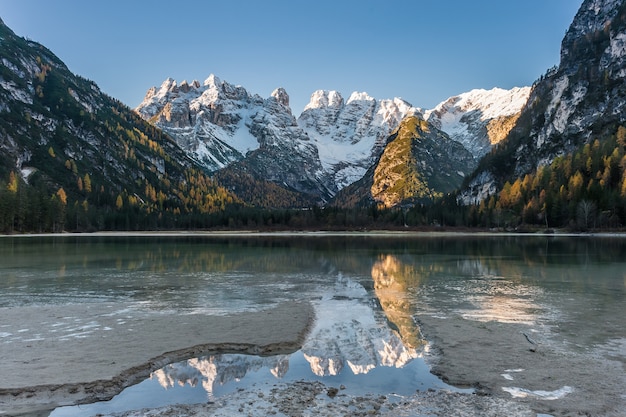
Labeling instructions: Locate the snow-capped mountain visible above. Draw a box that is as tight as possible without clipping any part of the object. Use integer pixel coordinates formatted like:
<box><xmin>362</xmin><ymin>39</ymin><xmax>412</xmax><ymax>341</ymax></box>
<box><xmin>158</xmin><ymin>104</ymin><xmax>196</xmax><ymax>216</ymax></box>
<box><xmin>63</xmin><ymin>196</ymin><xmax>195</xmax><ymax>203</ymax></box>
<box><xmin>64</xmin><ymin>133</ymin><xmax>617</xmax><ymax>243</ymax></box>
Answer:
<box><xmin>136</xmin><ymin>78</ymin><xmax>424</xmax><ymax>204</ymax></box>
<box><xmin>459</xmin><ymin>0</ymin><xmax>626</xmax><ymax>204</ymax></box>
<box><xmin>424</xmin><ymin>87</ymin><xmax>531</xmax><ymax>158</ymax></box>
<box><xmin>136</xmin><ymin>75</ymin><xmax>294</xmax><ymax>172</ymax></box>
<box><xmin>136</xmin><ymin>76</ymin><xmax>527</xmax><ymax>207</ymax></box>
<box><xmin>298</xmin><ymin>90</ymin><xmax>420</xmax><ymax>189</ymax></box>
<box><xmin>136</xmin><ymin>75</ymin><xmax>333</xmax><ymax>202</ymax></box>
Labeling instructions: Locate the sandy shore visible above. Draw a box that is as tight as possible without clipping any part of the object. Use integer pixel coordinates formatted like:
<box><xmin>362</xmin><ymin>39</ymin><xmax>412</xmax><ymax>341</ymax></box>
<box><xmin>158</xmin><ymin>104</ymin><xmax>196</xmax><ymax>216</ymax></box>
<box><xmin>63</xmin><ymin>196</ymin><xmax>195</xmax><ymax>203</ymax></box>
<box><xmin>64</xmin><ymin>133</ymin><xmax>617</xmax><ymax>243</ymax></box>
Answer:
<box><xmin>0</xmin><ymin>302</ymin><xmax>314</xmax><ymax>416</ymax></box>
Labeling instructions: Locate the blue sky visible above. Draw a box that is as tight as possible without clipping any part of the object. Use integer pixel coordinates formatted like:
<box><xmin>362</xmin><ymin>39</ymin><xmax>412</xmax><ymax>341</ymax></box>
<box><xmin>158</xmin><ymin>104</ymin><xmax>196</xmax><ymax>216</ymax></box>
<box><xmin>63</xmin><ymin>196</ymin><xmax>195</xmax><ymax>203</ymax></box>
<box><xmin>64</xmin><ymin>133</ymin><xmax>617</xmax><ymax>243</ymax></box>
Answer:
<box><xmin>1</xmin><ymin>1</ymin><xmax>581</xmax><ymax>113</ymax></box>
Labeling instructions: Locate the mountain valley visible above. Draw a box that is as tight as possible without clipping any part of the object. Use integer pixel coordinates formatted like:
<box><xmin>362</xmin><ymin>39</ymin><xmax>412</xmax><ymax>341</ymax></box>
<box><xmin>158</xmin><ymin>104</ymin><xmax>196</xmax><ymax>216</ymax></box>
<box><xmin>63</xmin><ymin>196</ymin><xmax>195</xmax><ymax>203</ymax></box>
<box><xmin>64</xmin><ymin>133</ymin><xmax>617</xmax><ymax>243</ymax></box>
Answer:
<box><xmin>1</xmin><ymin>0</ymin><xmax>626</xmax><ymax>231</ymax></box>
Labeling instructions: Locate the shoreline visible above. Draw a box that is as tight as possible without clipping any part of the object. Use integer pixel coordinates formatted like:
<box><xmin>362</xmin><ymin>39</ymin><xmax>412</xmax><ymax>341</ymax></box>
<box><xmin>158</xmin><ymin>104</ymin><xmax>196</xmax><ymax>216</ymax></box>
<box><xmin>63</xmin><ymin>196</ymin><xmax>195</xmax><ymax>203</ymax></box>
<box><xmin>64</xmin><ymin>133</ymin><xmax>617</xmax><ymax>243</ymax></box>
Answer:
<box><xmin>0</xmin><ymin>302</ymin><xmax>315</xmax><ymax>416</ymax></box>
<box><xmin>3</xmin><ymin>229</ymin><xmax>626</xmax><ymax>239</ymax></box>
<box><xmin>2</xmin><ymin>303</ymin><xmax>623</xmax><ymax>416</ymax></box>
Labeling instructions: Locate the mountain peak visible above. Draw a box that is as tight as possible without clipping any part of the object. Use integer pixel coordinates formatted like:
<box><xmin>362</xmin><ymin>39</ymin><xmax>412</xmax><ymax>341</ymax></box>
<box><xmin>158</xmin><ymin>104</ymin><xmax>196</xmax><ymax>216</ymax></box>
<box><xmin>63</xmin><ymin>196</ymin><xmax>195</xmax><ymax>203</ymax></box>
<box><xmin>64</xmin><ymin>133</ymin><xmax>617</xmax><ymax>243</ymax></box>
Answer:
<box><xmin>178</xmin><ymin>80</ymin><xmax>200</xmax><ymax>93</ymax></box>
<box><xmin>271</xmin><ymin>87</ymin><xmax>290</xmax><ymax>108</ymax></box>
<box><xmin>424</xmin><ymin>86</ymin><xmax>531</xmax><ymax>158</ymax></box>
<box><xmin>160</xmin><ymin>77</ymin><xmax>177</xmax><ymax>92</ymax></box>
<box><xmin>561</xmin><ymin>0</ymin><xmax>622</xmax><ymax>65</ymax></box>
<box><xmin>304</xmin><ymin>90</ymin><xmax>344</xmax><ymax>110</ymax></box>
<box><xmin>347</xmin><ymin>91</ymin><xmax>375</xmax><ymax>104</ymax></box>
<box><xmin>203</xmin><ymin>74</ymin><xmax>222</xmax><ymax>88</ymax></box>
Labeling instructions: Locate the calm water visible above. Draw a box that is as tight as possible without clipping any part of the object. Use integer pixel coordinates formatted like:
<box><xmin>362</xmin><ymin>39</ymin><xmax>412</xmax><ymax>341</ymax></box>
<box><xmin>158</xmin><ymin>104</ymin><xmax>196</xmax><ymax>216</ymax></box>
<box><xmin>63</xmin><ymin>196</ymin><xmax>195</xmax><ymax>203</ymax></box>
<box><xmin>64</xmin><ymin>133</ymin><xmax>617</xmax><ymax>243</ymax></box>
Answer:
<box><xmin>1</xmin><ymin>234</ymin><xmax>625</xmax><ymax>415</ymax></box>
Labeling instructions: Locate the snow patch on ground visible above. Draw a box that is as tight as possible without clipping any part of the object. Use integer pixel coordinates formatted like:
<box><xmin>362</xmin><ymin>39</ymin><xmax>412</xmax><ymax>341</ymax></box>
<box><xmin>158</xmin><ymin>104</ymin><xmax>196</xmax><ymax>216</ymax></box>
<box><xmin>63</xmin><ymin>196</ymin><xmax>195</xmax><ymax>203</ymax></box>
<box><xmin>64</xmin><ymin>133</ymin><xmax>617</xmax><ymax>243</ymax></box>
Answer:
<box><xmin>0</xmin><ymin>79</ymin><xmax>32</xmax><ymax>104</ymax></box>
<box><xmin>502</xmin><ymin>386</ymin><xmax>574</xmax><ymax>400</ymax></box>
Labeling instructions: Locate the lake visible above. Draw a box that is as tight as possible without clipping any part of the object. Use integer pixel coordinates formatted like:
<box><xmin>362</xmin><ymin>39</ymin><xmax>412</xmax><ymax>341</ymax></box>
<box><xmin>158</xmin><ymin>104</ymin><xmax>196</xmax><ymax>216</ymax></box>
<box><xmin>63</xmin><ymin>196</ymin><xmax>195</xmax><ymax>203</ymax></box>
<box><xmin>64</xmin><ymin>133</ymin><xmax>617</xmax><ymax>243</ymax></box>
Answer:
<box><xmin>0</xmin><ymin>233</ymin><xmax>624</xmax><ymax>416</ymax></box>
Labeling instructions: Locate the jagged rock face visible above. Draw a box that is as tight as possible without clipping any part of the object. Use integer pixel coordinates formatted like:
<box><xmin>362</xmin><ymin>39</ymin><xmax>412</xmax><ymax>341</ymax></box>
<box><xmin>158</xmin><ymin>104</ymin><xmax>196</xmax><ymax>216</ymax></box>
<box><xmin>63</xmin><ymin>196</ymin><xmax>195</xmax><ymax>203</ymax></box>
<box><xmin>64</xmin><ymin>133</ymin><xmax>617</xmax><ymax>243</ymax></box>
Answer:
<box><xmin>271</xmin><ymin>87</ymin><xmax>290</xmax><ymax>107</ymax></box>
<box><xmin>561</xmin><ymin>0</ymin><xmax>624</xmax><ymax>69</ymax></box>
<box><xmin>459</xmin><ymin>0</ymin><xmax>626</xmax><ymax>204</ymax></box>
<box><xmin>424</xmin><ymin>87</ymin><xmax>531</xmax><ymax>159</ymax></box>
<box><xmin>136</xmin><ymin>76</ymin><xmax>334</xmax><ymax>202</ymax></box>
<box><xmin>298</xmin><ymin>90</ymin><xmax>421</xmax><ymax>189</ymax></box>
<box><xmin>137</xmin><ymin>81</ymin><xmax>422</xmax><ymax>203</ymax></box>
<box><xmin>332</xmin><ymin>116</ymin><xmax>476</xmax><ymax>208</ymax></box>
<box><xmin>136</xmin><ymin>75</ymin><xmax>258</xmax><ymax>171</ymax></box>
<box><xmin>531</xmin><ymin>0</ymin><xmax>626</xmax><ymax>157</ymax></box>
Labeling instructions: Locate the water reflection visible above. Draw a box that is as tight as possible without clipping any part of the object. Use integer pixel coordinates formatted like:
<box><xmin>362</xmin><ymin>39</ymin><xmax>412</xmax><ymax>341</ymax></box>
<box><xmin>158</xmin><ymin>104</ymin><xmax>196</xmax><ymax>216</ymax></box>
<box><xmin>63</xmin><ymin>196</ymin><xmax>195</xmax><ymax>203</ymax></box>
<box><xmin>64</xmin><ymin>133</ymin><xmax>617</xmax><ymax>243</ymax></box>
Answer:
<box><xmin>152</xmin><ymin>354</ymin><xmax>291</xmax><ymax>398</ymax></box>
<box><xmin>75</xmin><ymin>274</ymin><xmax>431</xmax><ymax>415</ymax></box>
<box><xmin>301</xmin><ymin>275</ymin><xmax>419</xmax><ymax>376</ymax></box>
<box><xmin>152</xmin><ymin>274</ymin><xmax>420</xmax><ymax>393</ymax></box>
<box><xmin>3</xmin><ymin>235</ymin><xmax>622</xmax><ymax>416</ymax></box>
<box><xmin>1</xmin><ymin>235</ymin><xmax>624</xmax><ymax>337</ymax></box>
<box><xmin>371</xmin><ymin>255</ymin><xmax>424</xmax><ymax>348</ymax></box>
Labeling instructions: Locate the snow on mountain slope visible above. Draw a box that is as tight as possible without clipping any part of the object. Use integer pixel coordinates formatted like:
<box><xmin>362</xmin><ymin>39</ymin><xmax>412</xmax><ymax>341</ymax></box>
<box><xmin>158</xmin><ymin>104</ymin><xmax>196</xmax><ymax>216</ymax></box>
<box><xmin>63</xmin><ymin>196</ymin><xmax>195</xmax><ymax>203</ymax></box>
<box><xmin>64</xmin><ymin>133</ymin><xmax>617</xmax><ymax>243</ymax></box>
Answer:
<box><xmin>424</xmin><ymin>87</ymin><xmax>531</xmax><ymax>158</ymax></box>
<box><xmin>298</xmin><ymin>90</ymin><xmax>420</xmax><ymax>189</ymax></box>
<box><xmin>137</xmin><ymin>73</ymin><xmax>530</xmax><ymax>204</ymax></box>
<box><xmin>137</xmin><ymin>79</ymin><xmax>422</xmax><ymax>198</ymax></box>
<box><xmin>137</xmin><ymin>75</ymin><xmax>334</xmax><ymax>201</ymax></box>
<box><xmin>136</xmin><ymin>75</ymin><xmax>261</xmax><ymax>171</ymax></box>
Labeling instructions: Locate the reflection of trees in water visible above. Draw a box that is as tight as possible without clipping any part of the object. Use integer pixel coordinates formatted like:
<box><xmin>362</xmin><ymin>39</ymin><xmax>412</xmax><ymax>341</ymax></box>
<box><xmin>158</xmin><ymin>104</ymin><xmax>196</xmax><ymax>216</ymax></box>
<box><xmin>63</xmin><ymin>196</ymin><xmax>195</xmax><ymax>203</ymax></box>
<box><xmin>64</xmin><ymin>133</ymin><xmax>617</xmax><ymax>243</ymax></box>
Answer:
<box><xmin>3</xmin><ymin>235</ymin><xmax>624</xmax><ymax>321</ymax></box>
<box><xmin>371</xmin><ymin>255</ymin><xmax>425</xmax><ymax>348</ymax></box>
<box><xmin>365</xmin><ymin>238</ymin><xmax>625</xmax><ymax>335</ymax></box>
<box><xmin>12</xmin><ymin>234</ymin><xmax>626</xmax><ymax>275</ymax></box>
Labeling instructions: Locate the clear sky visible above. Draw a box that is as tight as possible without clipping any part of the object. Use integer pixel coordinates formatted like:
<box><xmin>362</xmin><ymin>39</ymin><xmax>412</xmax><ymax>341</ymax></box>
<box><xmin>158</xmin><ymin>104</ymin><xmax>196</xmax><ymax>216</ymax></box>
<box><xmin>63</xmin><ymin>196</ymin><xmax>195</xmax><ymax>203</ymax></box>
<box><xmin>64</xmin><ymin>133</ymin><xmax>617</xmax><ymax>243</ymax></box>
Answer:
<box><xmin>1</xmin><ymin>0</ymin><xmax>582</xmax><ymax>114</ymax></box>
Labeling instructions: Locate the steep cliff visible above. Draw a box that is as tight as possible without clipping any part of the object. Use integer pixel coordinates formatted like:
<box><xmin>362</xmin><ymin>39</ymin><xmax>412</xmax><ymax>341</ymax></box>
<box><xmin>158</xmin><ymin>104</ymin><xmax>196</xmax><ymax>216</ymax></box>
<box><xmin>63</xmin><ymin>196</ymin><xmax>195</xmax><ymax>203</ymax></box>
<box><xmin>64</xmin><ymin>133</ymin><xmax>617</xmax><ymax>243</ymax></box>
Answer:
<box><xmin>460</xmin><ymin>0</ymin><xmax>626</xmax><ymax>204</ymax></box>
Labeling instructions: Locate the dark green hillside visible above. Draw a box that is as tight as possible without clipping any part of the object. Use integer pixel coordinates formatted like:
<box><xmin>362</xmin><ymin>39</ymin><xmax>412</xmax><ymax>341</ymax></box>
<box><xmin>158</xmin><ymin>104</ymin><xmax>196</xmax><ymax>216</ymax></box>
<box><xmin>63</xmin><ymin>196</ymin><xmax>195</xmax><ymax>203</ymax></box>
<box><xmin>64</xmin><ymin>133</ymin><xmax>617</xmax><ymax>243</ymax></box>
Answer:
<box><xmin>0</xmin><ymin>19</ymin><xmax>239</xmax><ymax>232</ymax></box>
<box><xmin>467</xmin><ymin>125</ymin><xmax>626</xmax><ymax>229</ymax></box>
<box><xmin>332</xmin><ymin>116</ymin><xmax>475</xmax><ymax>208</ymax></box>
<box><xmin>214</xmin><ymin>166</ymin><xmax>320</xmax><ymax>209</ymax></box>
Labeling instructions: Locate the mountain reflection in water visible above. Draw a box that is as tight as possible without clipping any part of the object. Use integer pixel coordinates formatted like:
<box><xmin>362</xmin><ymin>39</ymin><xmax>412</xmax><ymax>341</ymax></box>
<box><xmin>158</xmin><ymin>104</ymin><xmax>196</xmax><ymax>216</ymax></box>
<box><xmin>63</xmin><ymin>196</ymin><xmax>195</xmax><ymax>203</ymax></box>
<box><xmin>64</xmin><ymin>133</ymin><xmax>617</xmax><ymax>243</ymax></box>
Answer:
<box><xmin>150</xmin><ymin>274</ymin><xmax>422</xmax><ymax>397</ymax></box>
<box><xmin>3</xmin><ymin>235</ymin><xmax>623</xmax><ymax>416</ymax></box>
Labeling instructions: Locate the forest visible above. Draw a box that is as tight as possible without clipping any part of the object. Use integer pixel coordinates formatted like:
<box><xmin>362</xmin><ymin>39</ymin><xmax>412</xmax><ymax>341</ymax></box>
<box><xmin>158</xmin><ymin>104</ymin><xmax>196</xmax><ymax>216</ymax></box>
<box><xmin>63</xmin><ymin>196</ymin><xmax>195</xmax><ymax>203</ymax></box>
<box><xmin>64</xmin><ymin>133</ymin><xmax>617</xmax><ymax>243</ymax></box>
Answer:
<box><xmin>1</xmin><ymin>124</ymin><xmax>626</xmax><ymax>234</ymax></box>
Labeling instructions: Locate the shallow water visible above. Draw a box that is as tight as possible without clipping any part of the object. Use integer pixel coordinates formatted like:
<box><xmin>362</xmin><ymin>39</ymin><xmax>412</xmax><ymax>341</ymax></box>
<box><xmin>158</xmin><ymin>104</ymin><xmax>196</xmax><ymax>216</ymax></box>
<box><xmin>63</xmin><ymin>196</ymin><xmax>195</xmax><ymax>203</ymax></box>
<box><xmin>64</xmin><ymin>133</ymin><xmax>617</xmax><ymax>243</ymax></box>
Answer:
<box><xmin>1</xmin><ymin>234</ymin><xmax>624</xmax><ymax>415</ymax></box>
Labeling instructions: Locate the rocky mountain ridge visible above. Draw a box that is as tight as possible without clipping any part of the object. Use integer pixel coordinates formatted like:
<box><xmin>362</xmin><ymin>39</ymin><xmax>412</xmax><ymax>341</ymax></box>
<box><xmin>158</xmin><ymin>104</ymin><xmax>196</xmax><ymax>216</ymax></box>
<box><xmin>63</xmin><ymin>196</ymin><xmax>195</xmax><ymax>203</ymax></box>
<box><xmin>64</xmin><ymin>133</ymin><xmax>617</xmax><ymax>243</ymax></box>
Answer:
<box><xmin>298</xmin><ymin>90</ymin><xmax>421</xmax><ymax>189</ymax></box>
<box><xmin>424</xmin><ymin>87</ymin><xmax>531</xmax><ymax>158</ymax></box>
<box><xmin>332</xmin><ymin>116</ymin><xmax>476</xmax><ymax>208</ymax></box>
<box><xmin>137</xmin><ymin>76</ymin><xmax>528</xmax><ymax>206</ymax></box>
<box><xmin>136</xmin><ymin>76</ymin><xmax>334</xmax><ymax>203</ymax></box>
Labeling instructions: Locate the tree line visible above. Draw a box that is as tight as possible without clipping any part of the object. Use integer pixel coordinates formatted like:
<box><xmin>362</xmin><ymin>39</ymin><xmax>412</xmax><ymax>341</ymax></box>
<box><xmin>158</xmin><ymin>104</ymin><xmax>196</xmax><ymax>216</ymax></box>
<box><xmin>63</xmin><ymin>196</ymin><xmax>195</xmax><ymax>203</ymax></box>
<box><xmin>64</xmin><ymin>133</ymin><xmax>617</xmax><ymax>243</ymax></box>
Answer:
<box><xmin>2</xmin><ymin>125</ymin><xmax>626</xmax><ymax>234</ymax></box>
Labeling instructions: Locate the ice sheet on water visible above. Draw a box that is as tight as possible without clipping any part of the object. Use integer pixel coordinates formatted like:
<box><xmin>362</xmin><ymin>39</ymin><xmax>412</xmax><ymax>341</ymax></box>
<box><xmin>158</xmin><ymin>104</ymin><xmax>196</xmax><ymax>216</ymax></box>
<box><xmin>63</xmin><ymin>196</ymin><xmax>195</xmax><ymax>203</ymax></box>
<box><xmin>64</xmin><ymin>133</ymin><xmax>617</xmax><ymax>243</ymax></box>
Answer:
<box><xmin>502</xmin><ymin>385</ymin><xmax>573</xmax><ymax>400</ymax></box>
